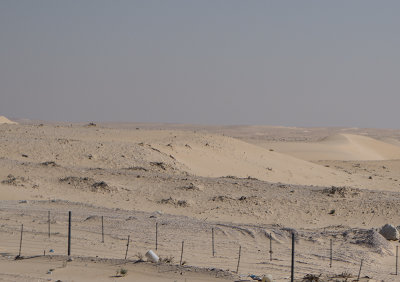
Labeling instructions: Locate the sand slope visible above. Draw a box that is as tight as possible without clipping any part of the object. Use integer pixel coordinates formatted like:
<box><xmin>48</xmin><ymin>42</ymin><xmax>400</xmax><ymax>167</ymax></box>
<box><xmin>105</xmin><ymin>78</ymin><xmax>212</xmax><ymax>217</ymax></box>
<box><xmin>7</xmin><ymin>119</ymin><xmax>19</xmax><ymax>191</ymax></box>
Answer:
<box><xmin>380</xmin><ymin>137</ymin><xmax>400</xmax><ymax>147</ymax></box>
<box><xmin>0</xmin><ymin>116</ymin><xmax>17</xmax><ymax>124</ymax></box>
<box><xmin>0</xmin><ymin>125</ymin><xmax>361</xmax><ymax>187</ymax></box>
<box><xmin>263</xmin><ymin>134</ymin><xmax>400</xmax><ymax>161</ymax></box>
<box><xmin>151</xmin><ymin>132</ymin><xmax>361</xmax><ymax>187</ymax></box>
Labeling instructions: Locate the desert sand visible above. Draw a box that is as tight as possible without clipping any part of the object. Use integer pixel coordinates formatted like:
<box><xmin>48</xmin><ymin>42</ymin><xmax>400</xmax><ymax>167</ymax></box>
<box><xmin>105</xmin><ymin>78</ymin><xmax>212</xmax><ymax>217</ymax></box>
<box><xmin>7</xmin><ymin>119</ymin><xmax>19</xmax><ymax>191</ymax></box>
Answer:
<box><xmin>254</xmin><ymin>134</ymin><xmax>400</xmax><ymax>161</ymax></box>
<box><xmin>0</xmin><ymin>116</ymin><xmax>17</xmax><ymax>125</ymax></box>
<box><xmin>1</xmin><ymin>118</ymin><xmax>400</xmax><ymax>281</ymax></box>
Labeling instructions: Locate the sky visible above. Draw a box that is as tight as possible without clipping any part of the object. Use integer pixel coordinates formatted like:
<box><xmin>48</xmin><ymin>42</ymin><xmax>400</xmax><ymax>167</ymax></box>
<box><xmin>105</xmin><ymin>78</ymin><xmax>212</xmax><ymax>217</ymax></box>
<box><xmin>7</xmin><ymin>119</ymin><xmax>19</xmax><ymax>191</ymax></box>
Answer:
<box><xmin>1</xmin><ymin>1</ymin><xmax>399</xmax><ymax>128</ymax></box>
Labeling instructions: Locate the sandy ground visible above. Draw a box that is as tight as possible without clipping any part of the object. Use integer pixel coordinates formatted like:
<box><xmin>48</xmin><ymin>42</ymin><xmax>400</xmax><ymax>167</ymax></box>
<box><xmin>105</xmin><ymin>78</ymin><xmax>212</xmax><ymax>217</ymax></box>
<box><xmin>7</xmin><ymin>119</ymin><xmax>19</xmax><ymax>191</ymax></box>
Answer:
<box><xmin>1</xmin><ymin>120</ymin><xmax>400</xmax><ymax>281</ymax></box>
<box><xmin>0</xmin><ymin>116</ymin><xmax>17</xmax><ymax>125</ymax></box>
<box><xmin>0</xmin><ymin>256</ymin><xmax>233</xmax><ymax>282</ymax></box>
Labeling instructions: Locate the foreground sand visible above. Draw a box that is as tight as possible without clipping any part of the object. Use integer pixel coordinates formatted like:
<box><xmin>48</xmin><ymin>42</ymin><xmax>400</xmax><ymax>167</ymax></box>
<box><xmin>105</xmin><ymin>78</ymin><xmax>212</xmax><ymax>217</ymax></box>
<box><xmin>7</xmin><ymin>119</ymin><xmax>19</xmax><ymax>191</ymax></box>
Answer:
<box><xmin>0</xmin><ymin>256</ymin><xmax>233</xmax><ymax>282</ymax></box>
<box><xmin>1</xmin><ymin>120</ymin><xmax>400</xmax><ymax>281</ymax></box>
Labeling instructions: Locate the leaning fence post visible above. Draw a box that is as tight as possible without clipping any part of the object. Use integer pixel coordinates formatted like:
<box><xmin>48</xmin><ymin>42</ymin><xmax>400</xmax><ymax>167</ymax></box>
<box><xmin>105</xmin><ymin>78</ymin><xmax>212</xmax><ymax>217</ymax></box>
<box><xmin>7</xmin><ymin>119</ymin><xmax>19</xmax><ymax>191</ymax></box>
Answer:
<box><xmin>68</xmin><ymin>211</ymin><xmax>71</xmax><ymax>257</ymax></box>
<box><xmin>48</xmin><ymin>211</ymin><xmax>50</xmax><ymax>238</ymax></box>
<box><xmin>291</xmin><ymin>233</ymin><xmax>295</xmax><ymax>282</ymax></box>
<box><xmin>18</xmin><ymin>224</ymin><xmax>24</xmax><ymax>257</ymax></box>
<box><xmin>180</xmin><ymin>240</ymin><xmax>184</xmax><ymax>265</ymax></box>
<box><xmin>236</xmin><ymin>245</ymin><xmax>241</xmax><ymax>273</ymax></box>
<box><xmin>212</xmin><ymin>228</ymin><xmax>215</xmax><ymax>257</ymax></box>
<box><xmin>101</xmin><ymin>216</ymin><xmax>104</xmax><ymax>243</ymax></box>
<box><xmin>330</xmin><ymin>239</ymin><xmax>333</xmax><ymax>268</ymax></box>
<box><xmin>396</xmin><ymin>246</ymin><xmax>398</xmax><ymax>275</ymax></box>
<box><xmin>125</xmin><ymin>235</ymin><xmax>130</xmax><ymax>260</ymax></box>
<box><xmin>269</xmin><ymin>233</ymin><xmax>273</xmax><ymax>261</ymax></box>
<box><xmin>357</xmin><ymin>259</ymin><xmax>363</xmax><ymax>280</ymax></box>
<box><xmin>156</xmin><ymin>222</ymin><xmax>158</xmax><ymax>251</ymax></box>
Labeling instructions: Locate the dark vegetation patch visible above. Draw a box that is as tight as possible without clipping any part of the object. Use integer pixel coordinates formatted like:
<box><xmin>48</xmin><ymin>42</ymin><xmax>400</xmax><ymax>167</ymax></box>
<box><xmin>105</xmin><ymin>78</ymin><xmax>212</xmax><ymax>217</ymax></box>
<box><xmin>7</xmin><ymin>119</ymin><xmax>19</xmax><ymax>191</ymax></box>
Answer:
<box><xmin>150</xmin><ymin>162</ymin><xmax>167</xmax><ymax>170</ymax></box>
<box><xmin>41</xmin><ymin>161</ymin><xmax>58</xmax><ymax>167</ymax></box>
<box><xmin>179</xmin><ymin>183</ymin><xmax>200</xmax><ymax>191</ymax></box>
<box><xmin>211</xmin><ymin>195</ymin><xmax>233</xmax><ymax>202</ymax></box>
<box><xmin>59</xmin><ymin>176</ymin><xmax>111</xmax><ymax>192</ymax></box>
<box><xmin>322</xmin><ymin>186</ymin><xmax>360</xmax><ymax>198</ymax></box>
<box><xmin>159</xmin><ymin>197</ymin><xmax>189</xmax><ymax>207</ymax></box>
<box><xmin>124</xmin><ymin>166</ymin><xmax>148</xmax><ymax>172</ymax></box>
<box><xmin>1</xmin><ymin>174</ymin><xmax>26</xmax><ymax>186</ymax></box>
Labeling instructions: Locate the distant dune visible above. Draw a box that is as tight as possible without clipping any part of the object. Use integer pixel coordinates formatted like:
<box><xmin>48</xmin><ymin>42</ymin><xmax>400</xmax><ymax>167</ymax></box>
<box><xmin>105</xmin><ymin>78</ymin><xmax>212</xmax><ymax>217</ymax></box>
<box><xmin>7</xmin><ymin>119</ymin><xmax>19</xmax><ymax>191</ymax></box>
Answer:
<box><xmin>0</xmin><ymin>115</ymin><xmax>17</xmax><ymax>124</ymax></box>
<box><xmin>262</xmin><ymin>133</ymin><xmax>400</xmax><ymax>161</ymax></box>
<box><xmin>151</xmin><ymin>132</ymin><xmax>363</xmax><ymax>187</ymax></box>
<box><xmin>381</xmin><ymin>137</ymin><xmax>400</xmax><ymax>147</ymax></box>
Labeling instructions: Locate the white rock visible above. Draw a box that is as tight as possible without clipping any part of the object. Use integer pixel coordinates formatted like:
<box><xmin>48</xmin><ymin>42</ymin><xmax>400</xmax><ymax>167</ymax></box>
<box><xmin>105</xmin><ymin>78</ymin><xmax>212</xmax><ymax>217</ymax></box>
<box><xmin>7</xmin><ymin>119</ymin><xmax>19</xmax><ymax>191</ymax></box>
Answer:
<box><xmin>262</xmin><ymin>274</ymin><xmax>273</xmax><ymax>282</ymax></box>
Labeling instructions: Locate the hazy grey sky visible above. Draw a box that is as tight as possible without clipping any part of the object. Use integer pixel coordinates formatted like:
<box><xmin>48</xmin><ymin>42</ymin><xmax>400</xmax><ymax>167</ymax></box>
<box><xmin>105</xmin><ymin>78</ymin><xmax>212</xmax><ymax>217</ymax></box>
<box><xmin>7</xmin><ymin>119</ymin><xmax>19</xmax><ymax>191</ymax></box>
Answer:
<box><xmin>1</xmin><ymin>1</ymin><xmax>399</xmax><ymax>128</ymax></box>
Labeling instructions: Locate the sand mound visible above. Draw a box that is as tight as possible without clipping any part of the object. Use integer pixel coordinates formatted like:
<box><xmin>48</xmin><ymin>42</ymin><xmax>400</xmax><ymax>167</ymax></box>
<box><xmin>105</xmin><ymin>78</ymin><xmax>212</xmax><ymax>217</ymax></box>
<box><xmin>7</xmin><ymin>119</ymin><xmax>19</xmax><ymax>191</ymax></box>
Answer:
<box><xmin>265</xmin><ymin>134</ymin><xmax>400</xmax><ymax>161</ymax></box>
<box><xmin>150</xmin><ymin>133</ymin><xmax>362</xmax><ymax>187</ymax></box>
<box><xmin>353</xmin><ymin>229</ymin><xmax>393</xmax><ymax>255</ymax></box>
<box><xmin>0</xmin><ymin>116</ymin><xmax>17</xmax><ymax>124</ymax></box>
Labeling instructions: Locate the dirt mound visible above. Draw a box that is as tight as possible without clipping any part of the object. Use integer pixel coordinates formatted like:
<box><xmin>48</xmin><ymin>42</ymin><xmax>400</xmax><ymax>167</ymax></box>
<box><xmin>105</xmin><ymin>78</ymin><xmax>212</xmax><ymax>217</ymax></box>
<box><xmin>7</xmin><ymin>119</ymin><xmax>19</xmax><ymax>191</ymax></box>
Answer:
<box><xmin>351</xmin><ymin>229</ymin><xmax>393</xmax><ymax>255</ymax></box>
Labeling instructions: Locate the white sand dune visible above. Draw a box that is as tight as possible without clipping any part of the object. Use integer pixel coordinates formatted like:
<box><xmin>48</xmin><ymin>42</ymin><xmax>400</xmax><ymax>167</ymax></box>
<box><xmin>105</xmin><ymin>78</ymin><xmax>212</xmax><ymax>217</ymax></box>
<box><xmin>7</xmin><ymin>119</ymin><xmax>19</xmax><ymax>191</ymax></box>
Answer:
<box><xmin>0</xmin><ymin>124</ymin><xmax>393</xmax><ymax>188</ymax></box>
<box><xmin>151</xmin><ymin>132</ymin><xmax>361</xmax><ymax>187</ymax></box>
<box><xmin>263</xmin><ymin>134</ymin><xmax>400</xmax><ymax>161</ymax></box>
<box><xmin>0</xmin><ymin>115</ymin><xmax>17</xmax><ymax>124</ymax></box>
<box><xmin>0</xmin><ymin>124</ymin><xmax>360</xmax><ymax>187</ymax></box>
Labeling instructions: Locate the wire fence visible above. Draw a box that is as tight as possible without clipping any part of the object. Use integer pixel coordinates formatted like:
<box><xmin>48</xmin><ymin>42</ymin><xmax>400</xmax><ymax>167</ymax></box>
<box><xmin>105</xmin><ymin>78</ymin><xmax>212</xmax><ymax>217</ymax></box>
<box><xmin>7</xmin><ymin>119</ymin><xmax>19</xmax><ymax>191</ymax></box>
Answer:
<box><xmin>0</xmin><ymin>203</ymin><xmax>397</xmax><ymax>281</ymax></box>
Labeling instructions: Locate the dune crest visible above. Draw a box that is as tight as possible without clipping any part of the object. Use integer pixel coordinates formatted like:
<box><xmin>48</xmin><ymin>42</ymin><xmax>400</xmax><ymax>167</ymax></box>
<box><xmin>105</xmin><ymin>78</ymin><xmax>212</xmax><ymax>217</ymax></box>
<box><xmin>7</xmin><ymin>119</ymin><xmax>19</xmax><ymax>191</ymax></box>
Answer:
<box><xmin>326</xmin><ymin>134</ymin><xmax>400</xmax><ymax>160</ymax></box>
<box><xmin>265</xmin><ymin>133</ymin><xmax>400</xmax><ymax>161</ymax></box>
<box><xmin>151</xmin><ymin>133</ymin><xmax>361</xmax><ymax>187</ymax></box>
<box><xmin>0</xmin><ymin>116</ymin><xmax>17</xmax><ymax>124</ymax></box>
